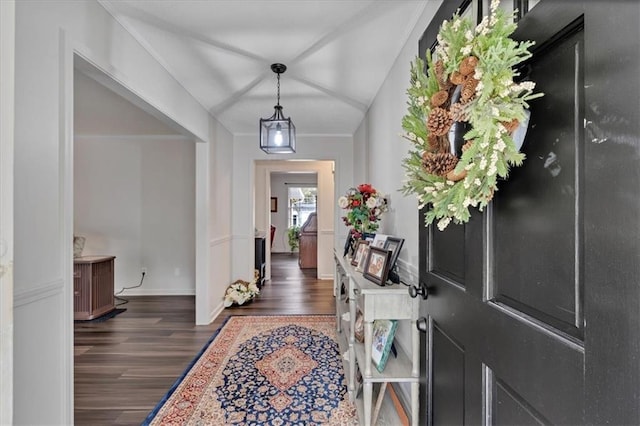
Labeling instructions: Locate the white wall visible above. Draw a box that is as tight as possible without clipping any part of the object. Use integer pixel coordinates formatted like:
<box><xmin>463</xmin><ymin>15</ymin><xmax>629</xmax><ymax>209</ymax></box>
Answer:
<box><xmin>13</xmin><ymin>1</ymin><xmax>211</xmax><ymax>423</ymax></box>
<box><xmin>200</xmin><ymin>118</ymin><xmax>234</xmax><ymax>324</ymax></box>
<box><xmin>232</xmin><ymin>135</ymin><xmax>353</xmax><ymax>282</ymax></box>
<box><xmin>353</xmin><ymin>117</ymin><xmax>369</xmax><ymax>184</ymax></box>
<box><xmin>366</xmin><ymin>2</ymin><xmax>441</xmax><ymax>275</ymax></box>
<box><xmin>270</xmin><ymin>173</ymin><xmax>318</xmax><ymax>253</ymax></box>
<box><xmin>74</xmin><ymin>136</ymin><xmax>196</xmax><ymax>295</ymax></box>
<box><xmin>360</xmin><ymin>0</ymin><xmax>442</xmax><ymax>405</ymax></box>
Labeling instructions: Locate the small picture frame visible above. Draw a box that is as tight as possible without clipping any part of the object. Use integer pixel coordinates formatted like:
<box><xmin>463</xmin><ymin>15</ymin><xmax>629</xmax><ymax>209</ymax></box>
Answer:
<box><xmin>362</xmin><ymin>232</ymin><xmax>376</xmax><ymax>242</ymax></box>
<box><xmin>354</xmin><ymin>310</ymin><xmax>364</xmax><ymax>343</ymax></box>
<box><xmin>351</xmin><ymin>240</ymin><xmax>370</xmax><ymax>267</ymax></box>
<box><xmin>343</xmin><ymin>231</ymin><xmax>355</xmax><ymax>257</ymax></box>
<box><xmin>383</xmin><ymin>236</ymin><xmax>405</xmax><ymax>272</ymax></box>
<box><xmin>270</xmin><ymin>197</ymin><xmax>278</xmax><ymax>212</ymax></box>
<box><xmin>372</xmin><ymin>319</ymin><xmax>398</xmax><ymax>372</ymax></box>
<box><xmin>362</xmin><ymin>246</ymin><xmax>392</xmax><ymax>286</ymax></box>
<box><xmin>357</xmin><ymin>245</ymin><xmax>370</xmax><ymax>272</ymax></box>
<box><xmin>371</xmin><ymin>234</ymin><xmax>388</xmax><ymax>248</ymax></box>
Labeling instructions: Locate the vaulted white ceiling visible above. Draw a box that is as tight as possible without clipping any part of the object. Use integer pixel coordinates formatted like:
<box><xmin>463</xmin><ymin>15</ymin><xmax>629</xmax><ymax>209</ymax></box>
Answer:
<box><xmin>99</xmin><ymin>0</ymin><xmax>428</xmax><ymax>136</ymax></box>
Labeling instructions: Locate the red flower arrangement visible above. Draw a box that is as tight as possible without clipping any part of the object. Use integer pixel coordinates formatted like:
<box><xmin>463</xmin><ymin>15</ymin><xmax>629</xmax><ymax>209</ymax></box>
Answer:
<box><xmin>338</xmin><ymin>184</ymin><xmax>388</xmax><ymax>237</ymax></box>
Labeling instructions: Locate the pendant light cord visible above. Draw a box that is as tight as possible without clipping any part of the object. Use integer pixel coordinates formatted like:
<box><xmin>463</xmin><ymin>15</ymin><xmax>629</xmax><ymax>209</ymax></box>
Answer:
<box><xmin>276</xmin><ymin>73</ymin><xmax>281</xmax><ymax>106</ymax></box>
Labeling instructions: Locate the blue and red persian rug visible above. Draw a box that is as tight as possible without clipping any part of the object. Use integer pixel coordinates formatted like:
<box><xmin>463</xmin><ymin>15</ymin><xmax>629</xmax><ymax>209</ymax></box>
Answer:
<box><xmin>143</xmin><ymin>315</ymin><xmax>357</xmax><ymax>425</ymax></box>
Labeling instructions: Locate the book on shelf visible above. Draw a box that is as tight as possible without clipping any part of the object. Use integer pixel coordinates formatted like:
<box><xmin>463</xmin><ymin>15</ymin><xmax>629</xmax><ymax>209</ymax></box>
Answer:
<box><xmin>371</xmin><ymin>319</ymin><xmax>398</xmax><ymax>373</ymax></box>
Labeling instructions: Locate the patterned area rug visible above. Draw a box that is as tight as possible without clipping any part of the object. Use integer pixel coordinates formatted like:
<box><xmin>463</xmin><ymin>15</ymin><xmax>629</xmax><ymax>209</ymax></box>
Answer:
<box><xmin>143</xmin><ymin>315</ymin><xmax>357</xmax><ymax>425</ymax></box>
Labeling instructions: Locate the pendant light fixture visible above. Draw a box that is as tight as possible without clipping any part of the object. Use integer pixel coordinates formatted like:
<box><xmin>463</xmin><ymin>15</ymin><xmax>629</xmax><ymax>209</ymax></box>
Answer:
<box><xmin>260</xmin><ymin>63</ymin><xmax>296</xmax><ymax>154</ymax></box>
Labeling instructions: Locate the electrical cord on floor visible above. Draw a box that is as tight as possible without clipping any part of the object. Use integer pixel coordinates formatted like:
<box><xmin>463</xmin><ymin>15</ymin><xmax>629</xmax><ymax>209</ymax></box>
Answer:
<box><xmin>114</xmin><ymin>296</ymin><xmax>129</xmax><ymax>307</ymax></box>
<box><xmin>114</xmin><ymin>272</ymin><xmax>146</xmax><ymax>306</ymax></box>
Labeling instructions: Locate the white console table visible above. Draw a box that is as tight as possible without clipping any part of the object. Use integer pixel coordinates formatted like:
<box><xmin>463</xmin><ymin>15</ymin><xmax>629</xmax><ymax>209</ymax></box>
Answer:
<box><xmin>334</xmin><ymin>250</ymin><xmax>419</xmax><ymax>425</ymax></box>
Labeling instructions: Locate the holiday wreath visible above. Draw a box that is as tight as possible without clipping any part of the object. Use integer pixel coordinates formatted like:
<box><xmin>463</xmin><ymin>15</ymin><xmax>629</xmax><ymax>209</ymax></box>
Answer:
<box><xmin>401</xmin><ymin>0</ymin><xmax>542</xmax><ymax>230</ymax></box>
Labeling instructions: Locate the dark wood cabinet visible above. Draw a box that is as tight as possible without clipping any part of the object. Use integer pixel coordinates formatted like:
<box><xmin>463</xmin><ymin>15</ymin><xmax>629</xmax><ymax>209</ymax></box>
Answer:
<box><xmin>73</xmin><ymin>255</ymin><xmax>115</xmax><ymax>320</ymax></box>
<box><xmin>254</xmin><ymin>235</ymin><xmax>266</xmax><ymax>287</ymax></box>
<box><xmin>298</xmin><ymin>213</ymin><xmax>317</xmax><ymax>269</ymax></box>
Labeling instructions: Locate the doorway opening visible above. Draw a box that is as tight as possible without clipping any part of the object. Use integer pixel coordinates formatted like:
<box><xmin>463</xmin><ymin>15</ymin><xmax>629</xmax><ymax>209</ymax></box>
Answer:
<box><xmin>255</xmin><ymin>161</ymin><xmax>335</xmax><ymax>282</ymax></box>
<box><xmin>72</xmin><ymin>53</ymin><xmax>205</xmax><ymax>421</ymax></box>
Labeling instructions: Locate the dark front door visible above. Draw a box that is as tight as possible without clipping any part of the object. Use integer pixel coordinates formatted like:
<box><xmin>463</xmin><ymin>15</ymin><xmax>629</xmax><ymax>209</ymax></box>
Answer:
<box><xmin>417</xmin><ymin>1</ymin><xmax>640</xmax><ymax>425</ymax></box>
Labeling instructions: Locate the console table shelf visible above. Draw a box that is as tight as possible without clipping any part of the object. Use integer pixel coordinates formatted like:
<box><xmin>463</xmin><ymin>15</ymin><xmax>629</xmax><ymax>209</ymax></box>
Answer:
<box><xmin>334</xmin><ymin>250</ymin><xmax>419</xmax><ymax>426</ymax></box>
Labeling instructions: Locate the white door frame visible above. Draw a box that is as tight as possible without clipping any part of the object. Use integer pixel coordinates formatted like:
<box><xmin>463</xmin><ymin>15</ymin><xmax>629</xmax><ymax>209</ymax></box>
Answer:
<box><xmin>254</xmin><ymin>160</ymin><xmax>335</xmax><ymax>281</ymax></box>
<box><xmin>0</xmin><ymin>1</ymin><xmax>15</xmax><ymax>423</ymax></box>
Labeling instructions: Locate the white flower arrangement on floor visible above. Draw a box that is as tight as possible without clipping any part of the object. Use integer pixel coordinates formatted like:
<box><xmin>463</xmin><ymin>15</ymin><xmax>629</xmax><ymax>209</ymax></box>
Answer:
<box><xmin>224</xmin><ymin>275</ymin><xmax>260</xmax><ymax>307</ymax></box>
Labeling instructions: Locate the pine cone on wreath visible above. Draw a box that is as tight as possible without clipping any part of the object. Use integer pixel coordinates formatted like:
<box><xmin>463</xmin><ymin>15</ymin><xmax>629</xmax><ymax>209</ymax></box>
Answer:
<box><xmin>446</xmin><ymin>168</ymin><xmax>467</xmax><ymax>182</ymax></box>
<box><xmin>428</xmin><ymin>134</ymin><xmax>450</xmax><ymax>154</ymax></box>
<box><xmin>501</xmin><ymin>118</ymin><xmax>520</xmax><ymax>133</ymax></box>
<box><xmin>427</xmin><ymin>107</ymin><xmax>453</xmax><ymax>136</ymax></box>
<box><xmin>450</xmin><ymin>102</ymin><xmax>469</xmax><ymax>122</ymax></box>
<box><xmin>459</xmin><ymin>56</ymin><xmax>479</xmax><ymax>76</ymax></box>
<box><xmin>422</xmin><ymin>152</ymin><xmax>459</xmax><ymax>177</ymax></box>
<box><xmin>434</xmin><ymin>60</ymin><xmax>444</xmax><ymax>78</ymax></box>
<box><xmin>427</xmin><ymin>135</ymin><xmax>439</xmax><ymax>152</ymax></box>
<box><xmin>435</xmin><ymin>60</ymin><xmax>445</xmax><ymax>81</ymax></box>
<box><xmin>431</xmin><ymin>90</ymin><xmax>450</xmax><ymax>107</ymax></box>
<box><xmin>461</xmin><ymin>77</ymin><xmax>479</xmax><ymax>102</ymax></box>
<box><xmin>462</xmin><ymin>140</ymin><xmax>474</xmax><ymax>153</ymax></box>
<box><xmin>434</xmin><ymin>60</ymin><xmax>452</xmax><ymax>90</ymax></box>
<box><xmin>450</xmin><ymin>71</ymin><xmax>466</xmax><ymax>86</ymax></box>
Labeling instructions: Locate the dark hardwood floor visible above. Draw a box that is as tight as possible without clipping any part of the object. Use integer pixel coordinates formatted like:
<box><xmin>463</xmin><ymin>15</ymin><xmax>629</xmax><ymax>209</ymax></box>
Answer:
<box><xmin>74</xmin><ymin>253</ymin><xmax>334</xmax><ymax>425</ymax></box>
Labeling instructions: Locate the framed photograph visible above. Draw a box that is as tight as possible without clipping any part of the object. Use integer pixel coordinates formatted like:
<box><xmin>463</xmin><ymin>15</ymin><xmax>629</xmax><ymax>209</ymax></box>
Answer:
<box><xmin>383</xmin><ymin>236</ymin><xmax>405</xmax><ymax>272</ymax></box>
<box><xmin>371</xmin><ymin>234</ymin><xmax>388</xmax><ymax>248</ymax></box>
<box><xmin>372</xmin><ymin>319</ymin><xmax>398</xmax><ymax>372</ymax></box>
<box><xmin>356</xmin><ymin>245</ymin><xmax>370</xmax><ymax>272</ymax></box>
<box><xmin>343</xmin><ymin>231</ymin><xmax>355</xmax><ymax>257</ymax></box>
<box><xmin>354</xmin><ymin>310</ymin><xmax>364</xmax><ymax>343</ymax></box>
<box><xmin>351</xmin><ymin>240</ymin><xmax>370</xmax><ymax>267</ymax></box>
<box><xmin>362</xmin><ymin>246</ymin><xmax>391</xmax><ymax>286</ymax></box>
<box><xmin>363</xmin><ymin>232</ymin><xmax>376</xmax><ymax>242</ymax></box>
<box><xmin>270</xmin><ymin>197</ymin><xmax>278</xmax><ymax>212</ymax></box>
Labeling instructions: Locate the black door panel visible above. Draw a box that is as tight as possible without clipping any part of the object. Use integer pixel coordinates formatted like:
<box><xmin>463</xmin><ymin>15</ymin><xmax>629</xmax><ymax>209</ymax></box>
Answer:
<box><xmin>493</xmin><ymin>22</ymin><xmax>584</xmax><ymax>340</ymax></box>
<box><xmin>431</xmin><ymin>323</ymin><xmax>466</xmax><ymax>426</ymax></box>
<box><xmin>431</xmin><ymin>223</ymin><xmax>466</xmax><ymax>286</ymax></box>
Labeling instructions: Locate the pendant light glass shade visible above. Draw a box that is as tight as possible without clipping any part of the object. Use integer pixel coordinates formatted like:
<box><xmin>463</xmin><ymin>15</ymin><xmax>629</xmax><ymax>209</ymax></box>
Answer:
<box><xmin>260</xmin><ymin>106</ymin><xmax>296</xmax><ymax>153</ymax></box>
<box><xmin>260</xmin><ymin>64</ymin><xmax>296</xmax><ymax>154</ymax></box>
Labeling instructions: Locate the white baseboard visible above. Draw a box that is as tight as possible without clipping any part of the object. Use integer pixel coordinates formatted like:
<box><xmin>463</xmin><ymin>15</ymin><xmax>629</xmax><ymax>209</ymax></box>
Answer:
<box><xmin>208</xmin><ymin>301</ymin><xmax>225</xmax><ymax>325</ymax></box>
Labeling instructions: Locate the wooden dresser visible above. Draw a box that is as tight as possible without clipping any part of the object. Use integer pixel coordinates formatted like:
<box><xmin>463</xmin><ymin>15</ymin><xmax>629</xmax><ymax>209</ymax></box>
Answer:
<box><xmin>73</xmin><ymin>255</ymin><xmax>115</xmax><ymax>320</ymax></box>
<box><xmin>298</xmin><ymin>212</ymin><xmax>317</xmax><ymax>269</ymax></box>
